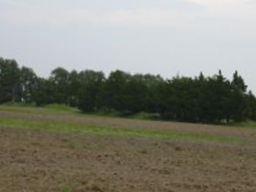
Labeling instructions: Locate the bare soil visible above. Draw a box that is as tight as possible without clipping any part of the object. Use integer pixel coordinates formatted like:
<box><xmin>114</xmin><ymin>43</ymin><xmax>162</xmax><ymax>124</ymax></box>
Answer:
<box><xmin>0</xmin><ymin>111</ymin><xmax>256</xmax><ymax>192</ymax></box>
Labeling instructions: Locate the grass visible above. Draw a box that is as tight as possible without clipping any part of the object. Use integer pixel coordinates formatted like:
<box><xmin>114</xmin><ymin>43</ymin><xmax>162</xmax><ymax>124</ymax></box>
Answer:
<box><xmin>0</xmin><ymin>104</ymin><xmax>252</xmax><ymax>144</ymax></box>
<box><xmin>0</xmin><ymin>117</ymin><xmax>243</xmax><ymax>144</ymax></box>
<box><xmin>2</xmin><ymin>104</ymin><xmax>256</xmax><ymax>128</ymax></box>
<box><xmin>0</xmin><ymin>103</ymin><xmax>79</xmax><ymax>115</ymax></box>
<box><xmin>62</xmin><ymin>187</ymin><xmax>72</xmax><ymax>192</ymax></box>
<box><xmin>231</xmin><ymin>121</ymin><xmax>256</xmax><ymax>129</ymax></box>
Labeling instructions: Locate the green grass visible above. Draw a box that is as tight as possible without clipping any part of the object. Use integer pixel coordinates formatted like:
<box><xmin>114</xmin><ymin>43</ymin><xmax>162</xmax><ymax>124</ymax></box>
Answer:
<box><xmin>230</xmin><ymin>121</ymin><xmax>256</xmax><ymax>129</ymax></box>
<box><xmin>0</xmin><ymin>104</ymin><xmax>251</xmax><ymax>144</ymax></box>
<box><xmin>0</xmin><ymin>117</ymin><xmax>243</xmax><ymax>144</ymax></box>
<box><xmin>0</xmin><ymin>103</ymin><xmax>79</xmax><ymax>115</ymax></box>
<box><xmin>62</xmin><ymin>187</ymin><xmax>73</xmax><ymax>192</ymax></box>
<box><xmin>2</xmin><ymin>104</ymin><xmax>256</xmax><ymax>129</ymax></box>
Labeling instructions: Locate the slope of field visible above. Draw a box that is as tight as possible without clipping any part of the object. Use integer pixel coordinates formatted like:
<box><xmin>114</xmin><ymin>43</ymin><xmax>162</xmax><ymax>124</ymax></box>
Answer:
<box><xmin>0</xmin><ymin>105</ymin><xmax>256</xmax><ymax>192</ymax></box>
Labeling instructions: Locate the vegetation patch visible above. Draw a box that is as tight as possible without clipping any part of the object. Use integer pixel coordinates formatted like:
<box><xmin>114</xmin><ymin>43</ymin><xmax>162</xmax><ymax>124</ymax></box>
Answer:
<box><xmin>1</xmin><ymin>57</ymin><xmax>256</xmax><ymax>125</ymax></box>
<box><xmin>0</xmin><ymin>118</ymin><xmax>243</xmax><ymax>144</ymax></box>
<box><xmin>0</xmin><ymin>104</ymin><xmax>78</xmax><ymax>115</ymax></box>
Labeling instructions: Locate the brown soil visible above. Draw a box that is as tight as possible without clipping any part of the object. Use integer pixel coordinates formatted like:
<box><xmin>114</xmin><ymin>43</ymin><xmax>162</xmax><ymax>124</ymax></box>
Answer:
<box><xmin>0</xmin><ymin>111</ymin><xmax>256</xmax><ymax>192</ymax></box>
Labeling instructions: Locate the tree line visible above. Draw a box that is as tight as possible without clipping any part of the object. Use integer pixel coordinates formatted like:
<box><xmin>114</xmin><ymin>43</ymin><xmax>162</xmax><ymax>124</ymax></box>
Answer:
<box><xmin>1</xmin><ymin>57</ymin><xmax>256</xmax><ymax>123</ymax></box>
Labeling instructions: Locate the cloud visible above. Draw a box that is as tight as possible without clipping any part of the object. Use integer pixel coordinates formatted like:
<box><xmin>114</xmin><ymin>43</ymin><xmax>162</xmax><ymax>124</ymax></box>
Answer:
<box><xmin>187</xmin><ymin>0</ymin><xmax>246</xmax><ymax>7</ymax></box>
<box><xmin>1</xmin><ymin>0</ymin><xmax>202</xmax><ymax>10</ymax></box>
<box><xmin>0</xmin><ymin>9</ymin><xmax>190</xmax><ymax>28</ymax></box>
<box><xmin>0</xmin><ymin>0</ymin><xmax>202</xmax><ymax>28</ymax></box>
<box><xmin>0</xmin><ymin>0</ymin><xmax>255</xmax><ymax>29</ymax></box>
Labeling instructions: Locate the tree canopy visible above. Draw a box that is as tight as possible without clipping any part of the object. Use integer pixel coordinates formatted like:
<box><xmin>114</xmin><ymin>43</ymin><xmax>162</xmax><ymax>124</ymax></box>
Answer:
<box><xmin>1</xmin><ymin>57</ymin><xmax>256</xmax><ymax>124</ymax></box>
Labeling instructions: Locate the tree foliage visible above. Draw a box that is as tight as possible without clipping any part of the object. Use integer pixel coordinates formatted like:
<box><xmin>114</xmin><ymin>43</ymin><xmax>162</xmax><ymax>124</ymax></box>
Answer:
<box><xmin>1</xmin><ymin>57</ymin><xmax>256</xmax><ymax>123</ymax></box>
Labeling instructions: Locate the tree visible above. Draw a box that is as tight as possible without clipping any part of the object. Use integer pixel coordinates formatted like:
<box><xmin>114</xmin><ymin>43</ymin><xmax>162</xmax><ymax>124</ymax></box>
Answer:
<box><xmin>77</xmin><ymin>70</ymin><xmax>105</xmax><ymax>112</ymax></box>
<box><xmin>67</xmin><ymin>70</ymin><xmax>80</xmax><ymax>107</ymax></box>
<box><xmin>50</xmin><ymin>67</ymin><xmax>70</xmax><ymax>104</ymax></box>
<box><xmin>229</xmin><ymin>71</ymin><xmax>248</xmax><ymax>122</ymax></box>
<box><xmin>245</xmin><ymin>91</ymin><xmax>256</xmax><ymax>120</ymax></box>
<box><xmin>231</xmin><ymin>71</ymin><xmax>247</xmax><ymax>93</ymax></box>
<box><xmin>1</xmin><ymin>57</ymin><xmax>256</xmax><ymax>124</ymax></box>
<box><xmin>141</xmin><ymin>74</ymin><xmax>164</xmax><ymax>114</ymax></box>
<box><xmin>18</xmin><ymin>66</ymin><xmax>38</xmax><ymax>103</ymax></box>
<box><xmin>104</xmin><ymin>70</ymin><xmax>131</xmax><ymax>113</ymax></box>
<box><xmin>122</xmin><ymin>74</ymin><xmax>148</xmax><ymax>114</ymax></box>
<box><xmin>158</xmin><ymin>76</ymin><xmax>200</xmax><ymax>122</ymax></box>
<box><xmin>32</xmin><ymin>78</ymin><xmax>55</xmax><ymax>106</ymax></box>
<box><xmin>0</xmin><ymin>58</ymin><xmax>20</xmax><ymax>103</ymax></box>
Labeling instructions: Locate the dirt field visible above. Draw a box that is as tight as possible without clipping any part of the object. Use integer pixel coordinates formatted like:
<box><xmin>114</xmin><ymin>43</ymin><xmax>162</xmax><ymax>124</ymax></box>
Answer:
<box><xmin>0</xmin><ymin>106</ymin><xmax>256</xmax><ymax>192</ymax></box>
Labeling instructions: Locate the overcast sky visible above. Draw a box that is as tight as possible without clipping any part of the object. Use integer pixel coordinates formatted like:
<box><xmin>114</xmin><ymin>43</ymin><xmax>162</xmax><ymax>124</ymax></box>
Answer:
<box><xmin>1</xmin><ymin>0</ymin><xmax>256</xmax><ymax>91</ymax></box>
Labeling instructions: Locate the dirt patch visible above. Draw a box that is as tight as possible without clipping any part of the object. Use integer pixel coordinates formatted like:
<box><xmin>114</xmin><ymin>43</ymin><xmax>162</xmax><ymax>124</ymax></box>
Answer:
<box><xmin>1</xmin><ymin>109</ymin><xmax>256</xmax><ymax>191</ymax></box>
<box><xmin>0</xmin><ymin>126</ymin><xmax>256</xmax><ymax>192</ymax></box>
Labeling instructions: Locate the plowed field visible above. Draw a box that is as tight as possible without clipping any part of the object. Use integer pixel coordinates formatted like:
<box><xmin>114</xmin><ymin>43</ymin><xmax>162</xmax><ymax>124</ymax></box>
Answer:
<box><xmin>0</xmin><ymin>106</ymin><xmax>256</xmax><ymax>192</ymax></box>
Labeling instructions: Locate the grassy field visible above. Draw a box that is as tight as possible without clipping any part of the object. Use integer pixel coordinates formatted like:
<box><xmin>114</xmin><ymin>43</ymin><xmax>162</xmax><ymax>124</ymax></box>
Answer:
<box><xmin>0</xmin><ymin>104</ymin><xmax>256</xmax><ymax>192</ymax></box>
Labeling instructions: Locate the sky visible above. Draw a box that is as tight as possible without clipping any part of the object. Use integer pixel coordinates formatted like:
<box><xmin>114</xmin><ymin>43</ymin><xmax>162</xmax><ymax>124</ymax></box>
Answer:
<box><xmin>1</xmin><ymin>0</ymin><xmax>256</xmax><ymax>91</ymax></box>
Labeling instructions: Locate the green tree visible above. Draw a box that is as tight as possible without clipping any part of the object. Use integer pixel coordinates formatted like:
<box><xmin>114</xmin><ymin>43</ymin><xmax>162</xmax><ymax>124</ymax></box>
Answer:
<box><xmin>67</xmin><ymin>70</ymin><xmax>80</xmax><ymax>107</ymax></box>
<box><xmin>19</xmin><ymin>66</ymin><xmax>38</xmax><ymax>103</ymax></box>
<box><xmin>245</xmin><ymin>91</ymin><xmax>256</xmax><ymax>120</ymax></box>
<box><xmin>229</xmin><ymin>71</ymin><xmax>248</xmax><ymax>122</ymax></box>
<box><xmin>0</xmin><ymin>58</ymin><xmax>20</xmax><ymax>103</ymax></box>
<box><xmin>1</xmin><ymin>57</ymin><xmax>256</xmax><ymax>124</ymax></box>
<box><xmin>122</xmin><ymin>74</ymin><xmax>148</xmax><ymax>114</ymax></box>
<box><xmin>32</xmin><ymin>78</ymin><xmax>55</xmax><ymax>106</ymax></box>
<box><xmin>77</xmin><ymin>70</ymin><xmax>105</xmax><ymax>112</ymax></box>
<box><xmin>104</xmin><ymin>70</ymin><xmax>131</xmax><ymax>113</ymax></box>
<box><xmin>141</xmin><ymin>74</ymin><xmax>164</xmax><ymax>114</ymax></box>
<box><xmin>50</xmin><ymin>67</ymin><xmax>70</xmax><ymax>104</ymax></box>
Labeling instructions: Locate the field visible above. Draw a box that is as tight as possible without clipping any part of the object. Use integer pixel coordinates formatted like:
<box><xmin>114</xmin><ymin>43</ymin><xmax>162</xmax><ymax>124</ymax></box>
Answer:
<box><xmin>0</xmin><ymin>105</ymin><xmax>256</xmax><ymax>192</ymax></box>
